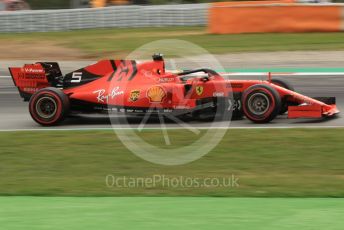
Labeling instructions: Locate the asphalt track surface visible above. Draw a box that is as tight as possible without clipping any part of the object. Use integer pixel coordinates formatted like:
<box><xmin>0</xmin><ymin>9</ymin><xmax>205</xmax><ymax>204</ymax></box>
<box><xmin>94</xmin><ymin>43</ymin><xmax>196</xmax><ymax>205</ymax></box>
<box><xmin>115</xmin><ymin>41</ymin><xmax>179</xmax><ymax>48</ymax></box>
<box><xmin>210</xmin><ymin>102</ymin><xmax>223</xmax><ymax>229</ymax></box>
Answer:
<box><xmin>1</xmin><ymin>72</ymin><xmax>343</xmax><ymax>130</ymax></box>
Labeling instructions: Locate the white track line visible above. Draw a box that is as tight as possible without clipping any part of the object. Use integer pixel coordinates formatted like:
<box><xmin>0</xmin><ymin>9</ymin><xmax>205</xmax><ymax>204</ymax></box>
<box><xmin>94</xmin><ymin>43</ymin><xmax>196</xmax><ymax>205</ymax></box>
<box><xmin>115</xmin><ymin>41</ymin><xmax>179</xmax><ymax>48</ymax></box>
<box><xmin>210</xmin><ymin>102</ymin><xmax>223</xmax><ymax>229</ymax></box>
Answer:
<box><xmin>0</xmin><ymin>126</ymin><xmax>343</xmax><ymax>132</ymax></box>
<box><xmin>204</xmin><ymin>72</ymin><xmax>344</xmax><ymax>76</ymax></box>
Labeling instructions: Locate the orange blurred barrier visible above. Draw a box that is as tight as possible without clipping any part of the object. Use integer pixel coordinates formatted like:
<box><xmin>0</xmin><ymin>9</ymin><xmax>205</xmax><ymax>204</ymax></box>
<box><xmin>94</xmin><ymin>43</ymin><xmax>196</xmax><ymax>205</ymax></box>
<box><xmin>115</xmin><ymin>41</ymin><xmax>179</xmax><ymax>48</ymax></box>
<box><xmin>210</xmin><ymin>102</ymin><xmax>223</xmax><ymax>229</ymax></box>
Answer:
<box><xmin>91</xmin><ymin>0</ymin><xmax>129</xmax><ymax>8</ymax></box>
<box><xmin>209</xmin><ymin>2</ymin><xmax>342</xmax><ymax>34</ymax></box>
<box><xmin>212</xmin><ymin>0</ymin><xmax>294</xmax><ymax>7</ymax></box>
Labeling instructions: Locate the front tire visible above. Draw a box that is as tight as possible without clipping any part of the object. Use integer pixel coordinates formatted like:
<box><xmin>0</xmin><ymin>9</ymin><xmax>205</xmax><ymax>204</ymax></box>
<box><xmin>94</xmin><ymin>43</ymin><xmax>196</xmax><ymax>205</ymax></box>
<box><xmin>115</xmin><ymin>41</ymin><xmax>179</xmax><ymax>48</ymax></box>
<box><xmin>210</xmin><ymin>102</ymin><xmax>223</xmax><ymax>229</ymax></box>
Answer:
<box><xmin>29</xmin><ymin>87</ymin><xmax>70</xmax><ymax>126</ymax></box>
<box><xmin>242</xmin><ymin>84</ymin><xmax>281</xmax><ymax>123</ymax></box>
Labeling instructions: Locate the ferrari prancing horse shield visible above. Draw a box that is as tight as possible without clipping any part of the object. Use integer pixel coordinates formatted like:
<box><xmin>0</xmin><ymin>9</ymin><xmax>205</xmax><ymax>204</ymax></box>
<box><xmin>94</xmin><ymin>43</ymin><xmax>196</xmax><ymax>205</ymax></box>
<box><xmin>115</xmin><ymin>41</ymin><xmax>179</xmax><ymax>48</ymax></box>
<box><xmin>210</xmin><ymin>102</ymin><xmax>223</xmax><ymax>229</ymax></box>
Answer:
<box><xmin>196</xmin><ymin>86</ymin><xmax>203</xmax><ymax>96</ymax></box>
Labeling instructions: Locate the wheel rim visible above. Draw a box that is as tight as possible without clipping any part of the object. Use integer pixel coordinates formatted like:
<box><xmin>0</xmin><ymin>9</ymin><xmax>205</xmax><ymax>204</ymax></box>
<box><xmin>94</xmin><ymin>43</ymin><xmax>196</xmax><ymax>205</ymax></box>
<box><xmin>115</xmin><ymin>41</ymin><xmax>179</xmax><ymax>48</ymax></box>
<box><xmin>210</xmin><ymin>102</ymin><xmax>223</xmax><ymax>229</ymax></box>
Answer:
<box><xmin>247</xmin><ymin>93</ymin><xmax>270</xmax><ymax>115</ymax></box>
<box><xmin>35</xmin><ymin>96</ymin><xmax>58</xmax><ymax>119</ymax></box>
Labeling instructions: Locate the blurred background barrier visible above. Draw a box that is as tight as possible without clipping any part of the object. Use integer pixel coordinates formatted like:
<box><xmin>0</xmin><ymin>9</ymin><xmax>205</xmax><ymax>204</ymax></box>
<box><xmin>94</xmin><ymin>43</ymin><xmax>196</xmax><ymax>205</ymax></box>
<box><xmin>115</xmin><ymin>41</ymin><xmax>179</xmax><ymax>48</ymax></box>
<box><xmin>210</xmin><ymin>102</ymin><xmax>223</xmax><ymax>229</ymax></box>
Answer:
<box><xmin>1</xmin><ymin>1</ymin><xmax>344</xmax><ymax>33</ymax></box>
<box><xmin>0</xmin><ymin>3</ymin><xmax>207</xmax><ymax>32</ymax></box>
<box><xmin>24</xmin><ymin>0</ymin><xmax>210</xmax><ymax>10</ymax></box>
<box><xmin>209</xmin><ymin>2</ymin><xmax>344</xmax><ymax>34</ymax></box>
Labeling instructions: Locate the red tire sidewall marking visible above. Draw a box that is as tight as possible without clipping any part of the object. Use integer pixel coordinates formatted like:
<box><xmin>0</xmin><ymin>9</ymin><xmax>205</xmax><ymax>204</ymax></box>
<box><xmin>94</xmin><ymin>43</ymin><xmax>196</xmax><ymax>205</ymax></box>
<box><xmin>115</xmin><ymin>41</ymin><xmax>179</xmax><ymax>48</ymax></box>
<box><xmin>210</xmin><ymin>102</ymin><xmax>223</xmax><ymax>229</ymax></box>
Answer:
<box><xmin>30</xmin><ymin>91</ymin><xmax>63</xmax><ymax>125</ymax></box>
<box><xmin>243</xmin><ymin>87</ymin><xmax>276</xmax><ymax>122</ymax></box>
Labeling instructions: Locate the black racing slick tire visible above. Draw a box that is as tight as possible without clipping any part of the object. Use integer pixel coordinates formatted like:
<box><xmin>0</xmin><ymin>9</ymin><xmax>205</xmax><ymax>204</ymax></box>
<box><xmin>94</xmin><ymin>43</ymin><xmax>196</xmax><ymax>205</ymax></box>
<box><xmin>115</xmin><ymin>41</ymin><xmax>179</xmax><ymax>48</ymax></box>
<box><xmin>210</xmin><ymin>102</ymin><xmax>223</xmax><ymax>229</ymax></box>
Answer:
<box><xmin>242</xmin><ymin>84</ymin><xmax>281</xmax><ymax>123</ymax></box>
<box><xmin>271</xmin><ymin>79</ymin><xmax>294</xmax><ymax>115</ymax></box>
<box><xmin>29</xmin><ymin>87</ymin><xmax>70</xmax><ymax>126</ymax></box>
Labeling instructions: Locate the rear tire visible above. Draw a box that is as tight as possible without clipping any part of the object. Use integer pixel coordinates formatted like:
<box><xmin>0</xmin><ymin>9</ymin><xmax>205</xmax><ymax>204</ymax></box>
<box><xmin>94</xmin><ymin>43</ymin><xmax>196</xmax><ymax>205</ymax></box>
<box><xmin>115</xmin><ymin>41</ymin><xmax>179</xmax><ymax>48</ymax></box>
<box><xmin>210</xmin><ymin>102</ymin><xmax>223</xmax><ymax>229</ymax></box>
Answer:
<box><xmin>271</xmin><ymin>79</ymin><xmax>294</xmax><ymax>115</ymax></box>
<box><xmin>242</xmin><ymin>84</ymin><xmax>281</xmax><ymax>123</ymax></box>
<box><xmin>29</xmin><ymin>87</ymin><xmax>70</xmax><ymax>126</ymax></box>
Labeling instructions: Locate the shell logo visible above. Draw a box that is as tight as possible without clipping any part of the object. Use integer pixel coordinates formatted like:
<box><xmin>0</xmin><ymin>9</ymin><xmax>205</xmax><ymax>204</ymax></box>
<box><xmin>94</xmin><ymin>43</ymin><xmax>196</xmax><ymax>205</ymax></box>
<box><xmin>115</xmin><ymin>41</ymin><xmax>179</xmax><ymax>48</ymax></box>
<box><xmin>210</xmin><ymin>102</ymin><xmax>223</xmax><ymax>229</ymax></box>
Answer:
<box><xmin>147</xmin><ymin>86</ymin><xmax>166</xmax><ymax>103</ymax></box>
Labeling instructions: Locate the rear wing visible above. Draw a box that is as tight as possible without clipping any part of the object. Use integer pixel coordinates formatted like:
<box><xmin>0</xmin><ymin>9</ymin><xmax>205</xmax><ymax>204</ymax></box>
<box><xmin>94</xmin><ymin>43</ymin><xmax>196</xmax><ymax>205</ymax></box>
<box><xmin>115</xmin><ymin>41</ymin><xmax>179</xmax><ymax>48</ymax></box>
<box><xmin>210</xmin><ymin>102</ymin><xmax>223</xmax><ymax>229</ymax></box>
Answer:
<box><xmin>9</xmin><ymin>60</ymin><xmax>128</xmax><ymax>101</ymax></box>
<box><xmin>9</xmin><ymin>62</ymin><xmax>63</xmax><ymax>101</ymax></box>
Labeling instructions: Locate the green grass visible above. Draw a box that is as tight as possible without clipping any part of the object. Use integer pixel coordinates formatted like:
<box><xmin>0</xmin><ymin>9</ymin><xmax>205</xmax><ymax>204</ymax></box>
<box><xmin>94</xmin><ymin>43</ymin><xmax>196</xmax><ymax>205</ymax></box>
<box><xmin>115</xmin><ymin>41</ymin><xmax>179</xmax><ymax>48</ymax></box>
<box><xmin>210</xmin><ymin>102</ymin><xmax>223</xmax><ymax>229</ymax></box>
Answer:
<box><xmin>0</xmin><ymin>128</ymin><xmax>344</xmax><ymax>197</ymax></box>
<box><xmin>2</xmin><ymin>27</ymin><xmax>344</xmax><ymax>58</ymax></box>
<box><xmin>0</xmin><ymin>197</ymin><xmax>344</xmax><ymax>230</ymax></box>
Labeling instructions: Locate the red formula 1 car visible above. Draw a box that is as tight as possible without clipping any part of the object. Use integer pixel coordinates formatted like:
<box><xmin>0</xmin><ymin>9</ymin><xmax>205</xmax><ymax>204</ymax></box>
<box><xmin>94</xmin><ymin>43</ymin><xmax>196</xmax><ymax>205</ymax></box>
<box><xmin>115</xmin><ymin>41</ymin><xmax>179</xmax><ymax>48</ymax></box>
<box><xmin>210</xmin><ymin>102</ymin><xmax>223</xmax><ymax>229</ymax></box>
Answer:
<box><xmin>9</xmin><ymin>54</ymin><xmax>339</xmax><ymax>126</ymax></box>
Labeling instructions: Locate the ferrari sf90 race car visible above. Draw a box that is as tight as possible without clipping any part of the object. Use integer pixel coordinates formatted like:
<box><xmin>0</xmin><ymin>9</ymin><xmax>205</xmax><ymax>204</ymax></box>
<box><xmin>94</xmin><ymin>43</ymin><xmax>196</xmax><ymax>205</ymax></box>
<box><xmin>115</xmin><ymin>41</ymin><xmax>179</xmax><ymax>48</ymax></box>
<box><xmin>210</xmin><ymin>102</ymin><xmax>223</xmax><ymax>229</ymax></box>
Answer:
<box><xmin>9</xmin><ymin>54</ymin><xmax>339</xmax><ymax>126</ymax></box>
